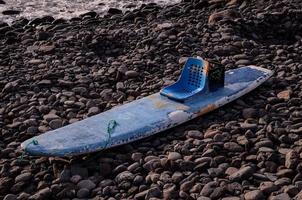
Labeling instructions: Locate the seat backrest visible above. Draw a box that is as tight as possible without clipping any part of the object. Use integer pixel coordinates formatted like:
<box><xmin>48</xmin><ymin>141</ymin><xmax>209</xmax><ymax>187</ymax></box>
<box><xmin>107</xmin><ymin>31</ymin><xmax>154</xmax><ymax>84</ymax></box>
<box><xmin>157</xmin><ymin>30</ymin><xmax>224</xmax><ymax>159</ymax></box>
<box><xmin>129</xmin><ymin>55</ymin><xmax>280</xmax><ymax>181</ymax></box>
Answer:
<box><xmin>180</xmin><ymin>58</ymin><xmax>207</xmax><ymax>91</ymax></box>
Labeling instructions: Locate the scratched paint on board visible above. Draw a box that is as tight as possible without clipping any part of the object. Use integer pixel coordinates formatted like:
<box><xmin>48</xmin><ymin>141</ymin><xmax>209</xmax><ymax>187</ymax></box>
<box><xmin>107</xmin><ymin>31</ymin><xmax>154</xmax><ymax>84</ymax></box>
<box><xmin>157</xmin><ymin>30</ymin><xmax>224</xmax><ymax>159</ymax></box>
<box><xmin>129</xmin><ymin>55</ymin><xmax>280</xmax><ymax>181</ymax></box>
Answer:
<box><xmin>21</xmin><ymin>66</ymin><xmax>273</xmax><ymax>157</ymax></box>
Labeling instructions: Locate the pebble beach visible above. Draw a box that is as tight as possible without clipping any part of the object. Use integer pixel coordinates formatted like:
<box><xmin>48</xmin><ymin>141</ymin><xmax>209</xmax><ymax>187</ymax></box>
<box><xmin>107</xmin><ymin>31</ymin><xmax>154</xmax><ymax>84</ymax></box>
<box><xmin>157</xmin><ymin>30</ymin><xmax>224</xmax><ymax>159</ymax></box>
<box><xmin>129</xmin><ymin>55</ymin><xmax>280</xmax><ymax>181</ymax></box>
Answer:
<box><xmin>1</xmin><ymin>0</ymin><xmax>302</xmax><ymax>199</ymax></box>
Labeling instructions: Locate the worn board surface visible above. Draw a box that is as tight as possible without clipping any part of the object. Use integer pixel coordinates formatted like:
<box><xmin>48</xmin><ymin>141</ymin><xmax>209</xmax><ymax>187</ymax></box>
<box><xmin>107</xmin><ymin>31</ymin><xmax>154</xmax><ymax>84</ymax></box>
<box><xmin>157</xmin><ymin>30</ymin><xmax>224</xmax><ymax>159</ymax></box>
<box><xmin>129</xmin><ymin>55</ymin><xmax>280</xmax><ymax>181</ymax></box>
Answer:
<box><xmin>21</xmin><ymin>66</ymin><xmax>273</xmax><ymax>156</ymax></box>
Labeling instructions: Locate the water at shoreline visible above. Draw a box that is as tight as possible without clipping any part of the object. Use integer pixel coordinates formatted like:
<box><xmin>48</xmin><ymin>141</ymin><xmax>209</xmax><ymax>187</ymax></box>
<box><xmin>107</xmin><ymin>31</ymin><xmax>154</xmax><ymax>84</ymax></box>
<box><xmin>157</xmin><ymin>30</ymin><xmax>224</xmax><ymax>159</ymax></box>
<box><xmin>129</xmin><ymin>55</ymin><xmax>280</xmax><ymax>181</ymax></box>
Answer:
<box><xmin>0</xmin><ymin>0</ymin><xmax>181</xmax><ymax>24</ymax></box>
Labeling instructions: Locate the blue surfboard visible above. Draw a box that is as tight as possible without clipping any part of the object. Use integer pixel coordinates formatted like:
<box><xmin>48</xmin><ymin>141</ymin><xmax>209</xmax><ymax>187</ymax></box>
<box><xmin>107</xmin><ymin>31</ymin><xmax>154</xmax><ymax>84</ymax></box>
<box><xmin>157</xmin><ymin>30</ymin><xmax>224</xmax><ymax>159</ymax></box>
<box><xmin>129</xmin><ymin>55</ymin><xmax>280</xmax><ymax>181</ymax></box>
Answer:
<box><xmin>21</xmin><ymin>64</ymin><xmax>272</xmax><ymax>156</ymax></box>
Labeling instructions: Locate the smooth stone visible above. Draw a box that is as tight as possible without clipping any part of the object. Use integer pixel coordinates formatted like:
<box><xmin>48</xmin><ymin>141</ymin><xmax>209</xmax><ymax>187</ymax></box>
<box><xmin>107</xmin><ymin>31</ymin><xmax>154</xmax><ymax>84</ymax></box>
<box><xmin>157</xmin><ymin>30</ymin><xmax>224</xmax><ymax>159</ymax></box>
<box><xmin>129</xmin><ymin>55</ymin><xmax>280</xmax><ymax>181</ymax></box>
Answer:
<box><xmin>49</xmin><ymin>119</ymin><xmax>63</xmax><ymax>129</ymax></box>
<box><xmin>229</xmin><ymin>166</ymin><xmax>254</xmax><ymax>181</ymax></box>
<box><xmin>168</xmin><ymin>152</ymin><xmax>182</xmax><ymax>161</ymax></box>
<box><xmin>15</xmin><ymin>172</ymin><xmax>32</xmax><ymax>182</ymax></box>
<box><xmin>77</xmin><ymin>188</ymin><xmax>90</xmax><ymax>198</ymax></box>
<box><xmin>244</xmin><ymin>190</ymin><xmax>265</xmax><ymax>200</ymax></box>
<box><xmin>77</xmin><ymin>179</ymin><xmax>96</xmax><ymax>190</ymax></box>
<box><xmin>3</xmin><ymin>194</ymin><xmax>17</xmax><ymax>200</ymax></box>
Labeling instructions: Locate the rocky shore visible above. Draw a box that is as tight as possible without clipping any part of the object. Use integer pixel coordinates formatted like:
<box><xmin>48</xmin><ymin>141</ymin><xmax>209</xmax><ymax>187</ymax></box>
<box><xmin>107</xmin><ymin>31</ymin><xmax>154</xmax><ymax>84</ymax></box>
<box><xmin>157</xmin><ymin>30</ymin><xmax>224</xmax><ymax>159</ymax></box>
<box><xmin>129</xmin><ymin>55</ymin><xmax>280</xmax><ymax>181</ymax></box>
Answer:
<box><xmin>1</xmin><ymin>0</ymin><xmax>302</xmax><ymax>199</ymax></box>
<box><xmin>0</xmin><ymin>0</ymin><xmax>180</xmax><ymax>24</ymax></box>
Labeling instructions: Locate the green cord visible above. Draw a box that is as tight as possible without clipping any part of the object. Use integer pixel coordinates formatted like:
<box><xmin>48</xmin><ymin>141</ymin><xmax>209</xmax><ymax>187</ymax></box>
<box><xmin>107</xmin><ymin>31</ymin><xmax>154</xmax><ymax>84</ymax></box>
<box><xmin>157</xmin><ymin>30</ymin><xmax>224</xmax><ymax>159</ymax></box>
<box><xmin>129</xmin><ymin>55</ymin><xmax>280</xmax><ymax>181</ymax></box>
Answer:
<box><xmin>105</xmin><ymin>120</ymin><xmax>118</xmax><ymax>148</ymax></box>
<box><xmin>18</xmin><ymin>139</ymin><xmax>39</xmax><ymax>161</ymax></box>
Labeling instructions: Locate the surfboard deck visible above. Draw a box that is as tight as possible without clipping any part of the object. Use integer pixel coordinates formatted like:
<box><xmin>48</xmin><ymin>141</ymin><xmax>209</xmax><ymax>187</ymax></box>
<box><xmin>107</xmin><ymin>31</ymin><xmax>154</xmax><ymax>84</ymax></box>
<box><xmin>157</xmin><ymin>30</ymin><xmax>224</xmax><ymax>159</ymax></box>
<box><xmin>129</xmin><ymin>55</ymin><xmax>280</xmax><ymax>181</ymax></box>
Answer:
<box><xmin>21</xmin><ymin>66</ymin><xmax>273</xmax><ymax>157</ymax></box>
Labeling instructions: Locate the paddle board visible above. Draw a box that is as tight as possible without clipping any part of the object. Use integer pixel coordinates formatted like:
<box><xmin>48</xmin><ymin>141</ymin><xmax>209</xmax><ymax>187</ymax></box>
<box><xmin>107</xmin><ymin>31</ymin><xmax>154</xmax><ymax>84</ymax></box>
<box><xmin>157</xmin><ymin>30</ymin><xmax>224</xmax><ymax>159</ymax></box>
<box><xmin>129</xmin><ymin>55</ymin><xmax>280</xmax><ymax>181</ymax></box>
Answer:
<box><xmin>21</xmin><ymin>66</ymin><xmax>273</xmax><ymax>156</ymax></box>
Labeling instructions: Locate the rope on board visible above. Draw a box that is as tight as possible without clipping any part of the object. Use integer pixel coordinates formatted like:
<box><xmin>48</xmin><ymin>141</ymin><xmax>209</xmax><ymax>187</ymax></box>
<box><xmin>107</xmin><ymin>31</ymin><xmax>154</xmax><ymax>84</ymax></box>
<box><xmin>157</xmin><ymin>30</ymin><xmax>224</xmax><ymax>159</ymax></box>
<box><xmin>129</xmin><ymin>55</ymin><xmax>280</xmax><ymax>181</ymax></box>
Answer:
<box><xmin>105</xmin><ymin>120</ymin><xmax>118</xmax><ymax>148</ymax></box>
<box><xmin>18</xmin><ymin>139</ymin><xmax>39</xmax><ymax>161</ymax></box>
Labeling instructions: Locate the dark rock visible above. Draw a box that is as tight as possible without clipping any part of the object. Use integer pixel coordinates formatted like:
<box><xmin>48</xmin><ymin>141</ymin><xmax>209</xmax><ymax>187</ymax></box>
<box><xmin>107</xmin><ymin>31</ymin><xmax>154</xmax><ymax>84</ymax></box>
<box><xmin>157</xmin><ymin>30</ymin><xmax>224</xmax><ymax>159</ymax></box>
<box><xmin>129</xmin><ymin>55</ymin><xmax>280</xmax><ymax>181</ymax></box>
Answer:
<box><xmin>108</xmin><ymin>8</ymin><xmax>123</xmax><ymax>15</ymax></box>
<box><xmin>49</xmin><ymin>119</ymin><xmax>63</xmax><ymax>129</ymax></box>
<box><xmin>77</xmin><ymin>179</ymin><xmax>96</xmax><ymax>190</ymax></box>
<box><xmin>59</xmin><ymin>169</ymin><xmax>71</xmax><ymax>182</ymax></box>
<box><xmin>70</xmin><ymin>165</ymin><xmax>88</xmax><ymax>178</ymax></box>
<box><xmin>200</xmin><ymin>181</ymin><xmax>218</xmax><ymax>197</ymax></box>
<box><xmin>87</xmin><ymin>107</ymin><xmax>100</xmax><ymax>116</ymax></box>
<box><xmin>145</xmin><ymin>187</ymin><xmax>162</xmax><ymax>199</ymax></box>
<box><xmin>2</xmin><ymin>10</ymin><xmax>21</xmax><ymax>15</ymax></box>
<box><xmin>125</xmin><ymin>70</ymin><xmax>139</xmax><ymax>78</ymax></box>
<box><xmin>242</xmin><ymin>108</ymin><xmax>258</xmax><ymax>119</ymax></box>
<box><xmin>284</xmin><ymin>185</ymin><xmax>299</xmax><ymax>197</ymax></box>
<box><xmin>259</xmin><ymin>181</ymin><xmax>278</xmax><ymax>194</ymax></box>
<box><xmin>180</xmin><ymin>180</ymin><xmax>194</xmax><ymax>192</ymax></box>
<box><xmin>115</xmin><ymin>171</ymin><xmax>134</xmax><ymax>183</ymax></box>
<box><xmin>77</xmin><ymin>188</ymin><xmax>90</xmax><ymax>198</ymax></box>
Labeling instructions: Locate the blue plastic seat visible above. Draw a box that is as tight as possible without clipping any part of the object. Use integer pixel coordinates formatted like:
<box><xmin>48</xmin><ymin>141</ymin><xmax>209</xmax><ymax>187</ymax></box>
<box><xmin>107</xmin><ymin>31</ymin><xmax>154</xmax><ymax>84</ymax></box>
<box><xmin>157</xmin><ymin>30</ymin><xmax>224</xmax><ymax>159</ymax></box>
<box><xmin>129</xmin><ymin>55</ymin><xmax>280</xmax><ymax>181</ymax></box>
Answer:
<box><xmin>160</xmin><ymin>57</ymin><xmax>208</xmax><ymax>102</ymax></box>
